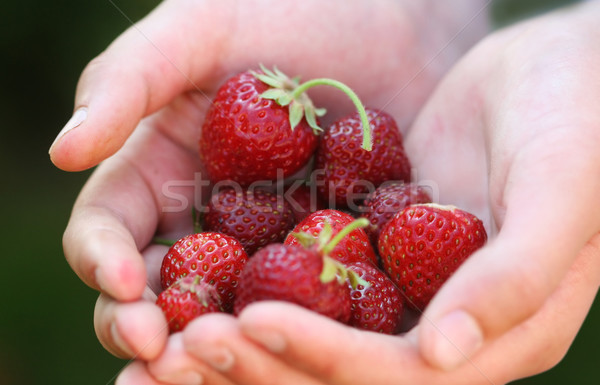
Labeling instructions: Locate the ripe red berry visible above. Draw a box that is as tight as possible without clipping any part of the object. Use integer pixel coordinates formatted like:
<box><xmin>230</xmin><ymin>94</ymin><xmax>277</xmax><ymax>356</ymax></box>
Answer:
<box><xmin>284</xmin><ymin>183</ymin><xmax>326</xmax><ymax>223</ymax></box>
<box><xmin>160</xmin><ymin>232</ymin><xmax>248</xmax><ymax>312</ymax></box>
<box><xmin>315</xmin><ymin>108</ymin><xmax>411</xmax><ymax>208</ymax></box>
<box><xmin>284</xmin><ymin>209</ymin><xmax>377</xmax><ymax>266</ymax></box>
<box><xmin>204</xmin><ymin>187</ymin><xmax>296</xmax><ymax>256</ymax></box>
<box><xmin>360</xmin><ymin>182</ymin><xmax>432</xmax><ymax>247</ymax></box>
<box><xmin>156</xmin><ymin>276</ymin><xmax>223</xmax><ymax>333</ymax></box>
<box><xmin>378</xmin><ymin>204</ymin><xmax>487</xmax><ymax>310</ymax></box>
<box><xmin>346</xmin><ymin>261</ymin><xmax>404</xmax><ymax>334</ymax></box>
<box><xmin>199</xmin><ymin>69</ymin><xmax>319</xmax><ymax>186</ymax></box>
<box><xmin>233</xmin><ymin>243</ymin><xmax>352</xmax><ymax>323</ymax></box>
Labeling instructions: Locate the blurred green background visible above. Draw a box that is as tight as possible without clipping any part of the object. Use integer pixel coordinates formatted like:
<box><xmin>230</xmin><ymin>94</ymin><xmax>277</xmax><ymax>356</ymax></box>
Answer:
<box><xmin>0</xmin><ymin>0</ymin><xmax>595</xmax><ymax>384</ymax></box>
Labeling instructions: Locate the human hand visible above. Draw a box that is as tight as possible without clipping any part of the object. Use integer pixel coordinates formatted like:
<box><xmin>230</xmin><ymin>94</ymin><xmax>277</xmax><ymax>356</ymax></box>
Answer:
<box><xmin>135</xmin><ymin>1</ymin><xmax>600</xmax><ymax>384</ymax></box>
<box><xmin>406</xmin><ymin>0</ymin><xmax>600</xmax><ymax>374</ymax></box>
<box><xmin>50</xmin><ymin>0</ymin><xmax>489</xmax><ymax>375</ymax></box>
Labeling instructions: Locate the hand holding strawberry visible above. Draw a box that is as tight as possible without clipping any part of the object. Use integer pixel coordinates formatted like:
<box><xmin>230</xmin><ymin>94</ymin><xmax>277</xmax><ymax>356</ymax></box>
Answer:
<box><xmin>52</xmin><ymin>0</ymin><xmax>600</xmax><ymax>384</ymax></box>
<box><xmin>180</xmin><ymin>4</ymin><xmax>600</xmax><ymax>383</ymax></box>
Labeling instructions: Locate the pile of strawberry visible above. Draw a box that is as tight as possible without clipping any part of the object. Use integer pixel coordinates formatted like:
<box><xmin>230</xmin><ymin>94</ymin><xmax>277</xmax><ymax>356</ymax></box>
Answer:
<box><xmin>156</xmin><ymin>66</ymin><xmax>488</xmax><ymax>334</ymax></box>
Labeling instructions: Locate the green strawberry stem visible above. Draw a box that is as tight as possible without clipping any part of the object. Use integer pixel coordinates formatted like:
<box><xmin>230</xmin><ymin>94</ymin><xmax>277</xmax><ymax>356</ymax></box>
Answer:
<box><xmin>255</xmin><ymin>65</ymin><xmax>373</xmax><ymax>151</ymax></box>
<box><xmin>192</xmin><ymin>209</ymin><xmax>203</xmax><ymax>234</ymax></box>
<box><xmin>290</xmin><ymin>218</ymin><xmax>371</xmax><ymax>287</ymax></box>
<box><xmin>291</xmin><ymin>78</ymin><xmax>373</xmax><ymax>151</ymax></box>
<box><xmin>320</xmin><ymin>217</ymin><xmax>370</xmax><ymax>256</ymax></box>
<box><xmin>152</xmin><ymin>237</ymin><xmax>176</xmax><ymax>247</ymax></box>
<box><xmin>318</xmin><ymin>218</ymin><xmax>371</xmax><ymax>289</ymax></box>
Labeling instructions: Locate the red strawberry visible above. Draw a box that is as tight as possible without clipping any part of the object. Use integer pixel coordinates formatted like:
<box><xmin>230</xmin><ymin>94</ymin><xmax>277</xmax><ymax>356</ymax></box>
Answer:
<box><xmin>360</xmin><ymin>182</ymin><xmax>432</xmax><ymax>247</ymax></box>
<box><xmin>233</xmin><ymin>243</ymin><xmax>352</xmax><ymax>322</ymax></box>
<box><xmin>199</xmin><ymin>68</ymin><xmax>320</xmax><ymax>186</ymax></box>
<box><xmin>378</xmin><ymin>204</ymin><xmax>487</xmax><ymax>311</ymax></box>
<box><xmin>160</xmin><ymin>232</ymin><xmax>248</xmax><ymax>312</ymax></box>
<box><xmin>346</xmin><ymin>261</ymin><xmax>404</xmax><ymax>334</ymax></box>
<box><xmin>284</xmin><ymin>209</ymin><xmax>377</xmax><ymax>266</ymax></box>
<box><xmin>284</xmin><ymin>183</ymin><xmax>326</xmax><ymax>223</ymax></box>
<box><xmin>315</xmin><ymin>108</ymin><xmax>411</xmax><ymax>208</ymax></box>
<box><xmin>156</xmin><ymin>276</ymin><xmax>223</xmax><ymax>333</ymax></box>
<box><xmin>204</xmin><ymin>187</ymin><xmax>296</xmax><ymax>256</ymax></box>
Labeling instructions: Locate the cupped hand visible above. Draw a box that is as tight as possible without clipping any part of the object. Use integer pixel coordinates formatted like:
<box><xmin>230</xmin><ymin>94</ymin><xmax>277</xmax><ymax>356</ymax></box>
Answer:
<box><xmin>406</xmin><ymin>0</ymin><xmax>600</xmax><ymax>372</ymax></box>
<box><xmin>51</xmin><ymin>0</ymin><xmax>490</xmax><ymax>374</ymax></box>
<box><xmin>137</xmin><ymin>2</ymin><xmax>600</xmax><ymax>384</ymax></box>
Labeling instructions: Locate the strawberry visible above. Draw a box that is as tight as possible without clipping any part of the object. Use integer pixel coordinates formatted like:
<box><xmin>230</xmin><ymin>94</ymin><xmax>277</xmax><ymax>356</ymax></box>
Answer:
<box><xmin>199</xmin><ymin>65</ymin><xmax>376</xmax><ymax>187</ymax></box>
<box><xmin>198</xmin><ymin>68</ymin><xmax>320</xmax><ymax>186</ymax></box>
<box><xmin>160</xmin><ymin>232</ymin><xmax>248</xmax><ymax>312</ymax></box>
<box><xmin>315</xmin><ymin>108</ymin><xmax>411</xmax><ymax>208</ymax></box>
<box><xmin>156</xmin><ymin>276</ymin><xmax>223</xmax><ymax>333</ymax></box>
<box><xmin>234</xmin><ymin>218</ymin><xmax>371</xmax><ymax>321</ymax></box>
<box><xmin>360</xmin><ymin>182</ymin><xmax>432</xmax><ymax>247</ymax></box>
<box><xmin>284</xmin><ymin>183</ymin><xmax>326</xmax><ymax>223</ymax></box>
<box><xmin>378</xmin><ymin>204</ymin><xmax>487</xmax><ymax>311</ymax></box>
<box><xmin>233</xmin><ymin>243</ymin><xmax>352</xmax><ymax>322</ymax></box>
<box><xmin>204</xmin><ymin>187</ymin><xmax>296</xmax><ymax>256</ymax></box>
<box><xmin>284</xmin><ymin>209</ymin><xmax>377</xmax><ymax>266</ymax></box>
<box><xmin>346</xmin><ymin>261</ymin><xmax>404</xmax><ymax>334</ymax></box>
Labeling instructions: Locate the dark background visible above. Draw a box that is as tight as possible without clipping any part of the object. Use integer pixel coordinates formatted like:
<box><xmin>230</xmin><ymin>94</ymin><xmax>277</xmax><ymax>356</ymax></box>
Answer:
<box><xmin>0</xmin><ymin>0</ymin><xmax>594</xmax><ymax>384</ymax></box>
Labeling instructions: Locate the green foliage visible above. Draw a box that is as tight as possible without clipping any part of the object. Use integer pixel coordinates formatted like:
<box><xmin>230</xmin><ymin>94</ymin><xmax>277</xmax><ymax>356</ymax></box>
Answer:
<box><xmin>1</xmin><ymin>1</ymin><xmax>160</xmax><ymax>384</ymax></box>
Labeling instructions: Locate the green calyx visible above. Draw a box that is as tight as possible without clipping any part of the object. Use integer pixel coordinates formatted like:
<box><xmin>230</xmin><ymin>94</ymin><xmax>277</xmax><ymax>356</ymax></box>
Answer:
<box><xmin>290</xmin><ymin>218</ymin><xmax>371</xmax><ymax>288</ymax></box>
<box><xmin>252</xmin><ymin>64</ymin><xmax>373</xmax><ymax>151</ymax></box>
<box><xmin>320</xmin><ymin>217</ymin><xmax>370</xmax><ymax>256</ymax></box>
<box><xmin>186</xmin><ymin>275</ymin><xmax>215</xmax><ymax>308</ymax></box>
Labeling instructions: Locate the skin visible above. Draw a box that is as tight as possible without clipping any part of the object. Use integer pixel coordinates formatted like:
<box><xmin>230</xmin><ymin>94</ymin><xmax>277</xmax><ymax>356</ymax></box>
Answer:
<box><xmin>49</xmin><ymin>0</ymin><xmax>600</xmax><ymax>384</ymax></box>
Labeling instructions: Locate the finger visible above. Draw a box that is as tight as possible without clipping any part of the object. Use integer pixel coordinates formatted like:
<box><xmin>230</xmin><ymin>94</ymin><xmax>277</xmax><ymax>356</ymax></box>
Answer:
<box><xmin>148</xmin><ymin>332</ymin><xmax>234</xmax><ymax>385</ymax></box>
<box><xmin>238</xmin><ymin>255</ymin><xmax>600</xmax><ymax>385</ymax></box>
<box><xmin>183</xmin><ymin>312</ymin><xmax>322</xmax><ymax>385</ymax></box>
<box><xmin>63</xmin><ymin>158</ymin><xmax>157</xmax><ymax>300</ymax></box>
<box><xmin>483</xmin><ymin>233</ymin><xmax>600</xmax><ymax>383</ymax></box>
<box><xmin>63</xmin><ymin>117</ymin><xmax>204</xmax><ymax>300</ymax></box>
<box><xmin>144</xmin><ymin>243</ymin><xmax>171</xmax><ymax>294</ymax></box>
<box><xmin>116</xmin><ymin>361</ymin><xmax>172</xmax><ymax>385</ymax></box>
<box><xmin>94</xmin><ymin>288</ymin><xmax>168</xmax><ymax>360</ymax></box>
<box><xmin>238</xmin><ymin>302</ymin><xmax>521</xmax><ymax>385</ymax></box>
<box><xmin>239</xmin><ymin>302</ymin><xmax>403</xmax><ymax>384</ymax></box>
<box><xmin>49</xmin><ymin>0</ymin><xmax>230</xmax><ymax>171</ymax></box>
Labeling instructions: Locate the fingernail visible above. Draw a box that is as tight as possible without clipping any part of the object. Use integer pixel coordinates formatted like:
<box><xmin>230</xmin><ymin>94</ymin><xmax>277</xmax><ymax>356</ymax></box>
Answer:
<box><xmin>94</xmin><ymin>267</ymin><xmax>108</xmax><ymax>293</ymax></box>
<box><xmin>244</xmin><ymin>328</ymin><xmax>286</xmax><ymax>353</ymax></box>
<box><xmin>157</xmin><ymin>371</ymin><xmax>203</xmax><ymax>385</ymax></box>
<box><xmin>190</xmin><ymin>346</ymin><xmax>235</xmax><ymax>372</ymax></box>
<box><xmin>49</xmin><ymin>106</ymin><xmax>87</xmax><ymax>153</ymax></box>
<box><xmin>428</xmin><ymin>310</ymin><xmax>483</xmax><ymax>370</ymax></box>
<box><xmin>110</xmin><ymin>322</ymin><xmax>135</xmax><ymax>357</ymax></box>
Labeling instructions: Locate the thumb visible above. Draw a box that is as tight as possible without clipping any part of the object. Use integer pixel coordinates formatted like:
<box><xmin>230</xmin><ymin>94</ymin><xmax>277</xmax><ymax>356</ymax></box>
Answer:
<box><xmin>49</xmin><ymin>1</ymin><xmax>229</xmax><ymax>171</ymax></box>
